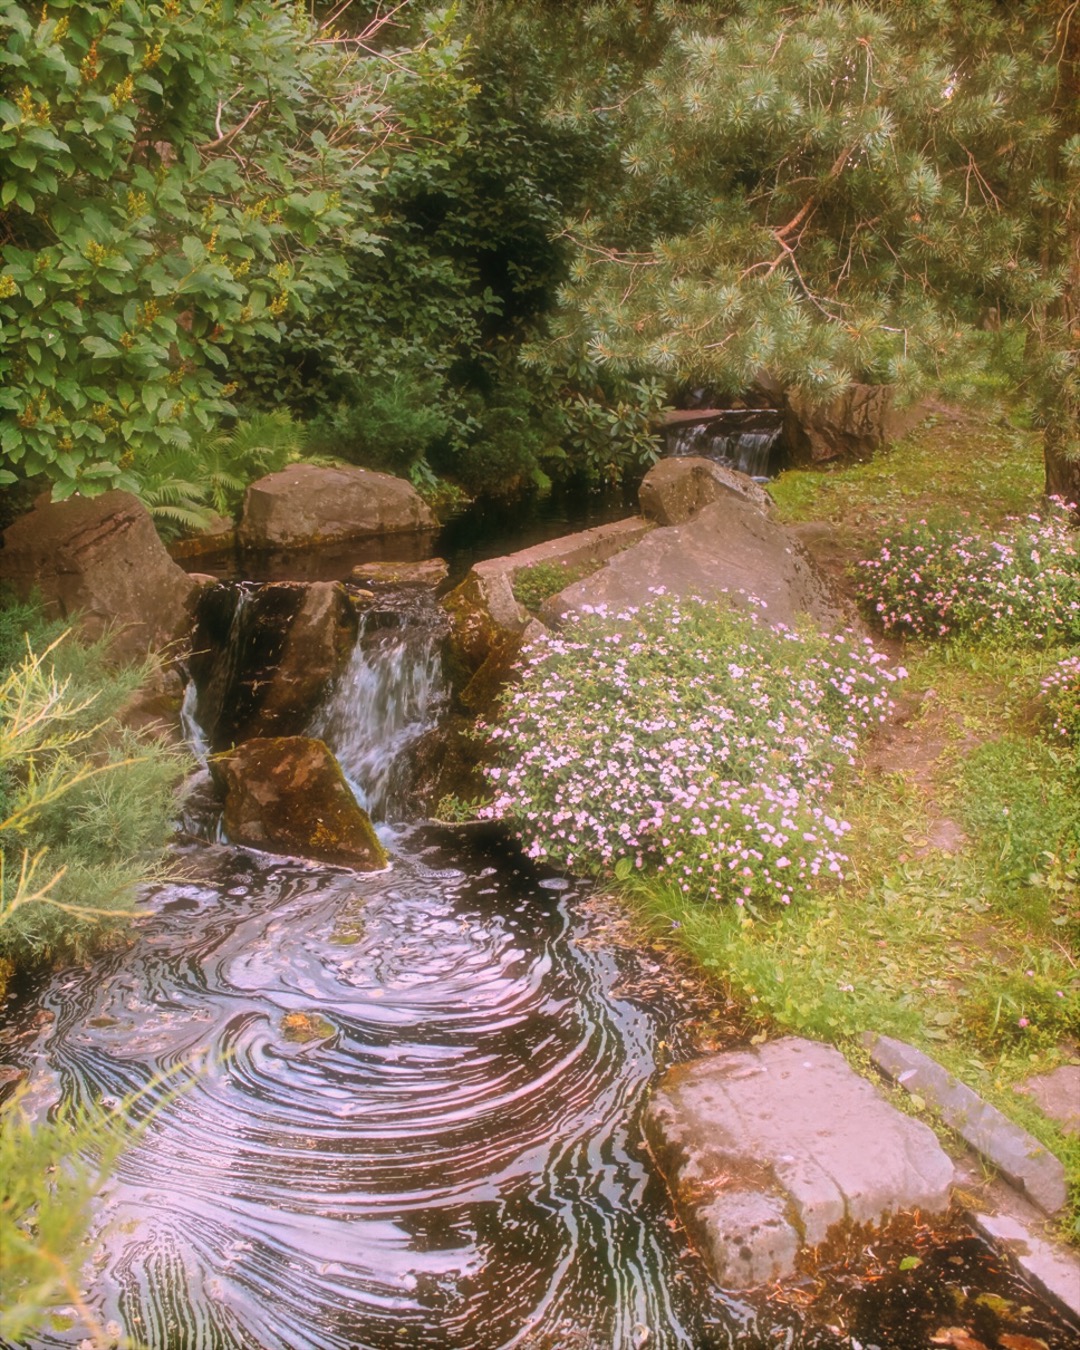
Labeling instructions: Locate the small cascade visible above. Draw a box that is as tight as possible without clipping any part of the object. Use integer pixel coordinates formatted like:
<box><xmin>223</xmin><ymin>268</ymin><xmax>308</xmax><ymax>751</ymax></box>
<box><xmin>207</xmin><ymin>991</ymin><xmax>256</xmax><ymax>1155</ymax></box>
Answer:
<box><xmin>665</xmin><ymin>408</ymin><xmax>783</xmax><ymax>478</ymax></box>
<box><xmin>179</xmin><ymin>678</ymin><xmax>210</xmax><ymax>763</ymax></box>
<box><xmin>310</xmin><ymin>590</ymin><xmax>448</xmax><ymax>821</ymax></box>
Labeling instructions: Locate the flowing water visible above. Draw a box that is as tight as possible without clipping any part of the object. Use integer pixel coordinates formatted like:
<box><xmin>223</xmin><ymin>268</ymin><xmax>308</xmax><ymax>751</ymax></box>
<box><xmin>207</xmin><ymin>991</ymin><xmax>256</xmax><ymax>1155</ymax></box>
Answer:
<box><xmin>5</xmin><ymin>590</ymin><xmax>1078</xmax><ymax>1349</ymax></box>
<box><xmin>3</xmin><ymin>589</ymin><xmax>743</xmax><ymax>1348</ymax></box>
<box><xmin>664</xmin><ymin>412</ymin><xmax>783</xmax><ymax>479</ymax></box>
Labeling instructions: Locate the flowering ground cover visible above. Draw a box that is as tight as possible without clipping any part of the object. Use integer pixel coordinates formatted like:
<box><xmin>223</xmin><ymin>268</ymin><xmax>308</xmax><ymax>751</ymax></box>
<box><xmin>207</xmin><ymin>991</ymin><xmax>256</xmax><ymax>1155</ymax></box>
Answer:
<box><xmin>855</xmin><ymin>502</ymin><xmax>1080</xmax><ymax>644</ymax></box>
<box><xmin>485</xmin><ymin>596</ymin><xmax>903</xmax><ymax>907</ymax></box>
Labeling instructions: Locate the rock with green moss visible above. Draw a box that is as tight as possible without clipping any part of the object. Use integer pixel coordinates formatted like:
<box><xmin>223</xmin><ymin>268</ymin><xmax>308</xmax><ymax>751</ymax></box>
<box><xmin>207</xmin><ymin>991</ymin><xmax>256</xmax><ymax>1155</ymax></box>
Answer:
<box><xmin>210</xmin><ymin>736</ymin><xmax>387</xmax><ymax>870</ymax></box>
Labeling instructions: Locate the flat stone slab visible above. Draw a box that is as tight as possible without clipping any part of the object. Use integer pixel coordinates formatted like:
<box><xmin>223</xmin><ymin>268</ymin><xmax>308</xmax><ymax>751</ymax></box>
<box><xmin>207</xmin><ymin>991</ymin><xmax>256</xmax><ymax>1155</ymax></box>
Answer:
<box><xmin>1015</xmin><ymin>1065</ymin><xmax>1080</xmax><ymax>1137</ymax></box>
<box><xmin>864</xmin><ymin>1033</ymin><xmax>1068</xmax><ymax>1216</ymax></box>
<box><xmin>645</xmin><ymin>1037</ymin><xmax>953</xmax><ymax>1289</ymax></box>
<box><xmin>968</xmin><ymin>1210</ymin><xmax>1080</xmax><ymax>1327</ymax></box>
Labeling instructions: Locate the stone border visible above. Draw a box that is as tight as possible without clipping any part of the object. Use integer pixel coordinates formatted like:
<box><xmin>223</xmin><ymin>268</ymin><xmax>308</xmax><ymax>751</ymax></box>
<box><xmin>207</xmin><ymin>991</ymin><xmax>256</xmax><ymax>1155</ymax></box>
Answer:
<box><xmin>862</xmin><ymin>1033</ymin><xmax>1068</xmax><ymax>1216</ymax></box>
<box><xmin>966</xmin><ymin>1210</ymin><xmax>1080</xmax><ymax>1327</ymax></box>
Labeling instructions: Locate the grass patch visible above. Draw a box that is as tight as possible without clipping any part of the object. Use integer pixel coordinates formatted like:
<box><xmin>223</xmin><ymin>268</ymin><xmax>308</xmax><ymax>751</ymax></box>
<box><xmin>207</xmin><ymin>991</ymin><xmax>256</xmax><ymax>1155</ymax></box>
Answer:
<box><xmin>769</xmin><ymin>409</ymin><xmax>1043</xmax><ymax>546</ymax></box>
<box><xmin>510</xmin><ymin>558</ymin><xmax>601</xmax><ymax>612</ymax></box>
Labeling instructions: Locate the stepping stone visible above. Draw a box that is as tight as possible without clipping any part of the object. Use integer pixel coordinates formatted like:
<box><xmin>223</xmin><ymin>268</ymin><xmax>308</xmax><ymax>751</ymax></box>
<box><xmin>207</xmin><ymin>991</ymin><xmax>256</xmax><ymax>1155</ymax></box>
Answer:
<box><xmin>865</xmin><ymin>1033</ymin><xmax>1068</xmax><ymax>1215</ymax></box>
<box><xmin>1015</xmin><ymin>1064</ymin><xmax>1080</xmax><ymax>1138</ymax></box>
<box><xmin>645</xmin><ymin>1037</ymin><xmax>954</xmax><ymax>1289</ymax></box>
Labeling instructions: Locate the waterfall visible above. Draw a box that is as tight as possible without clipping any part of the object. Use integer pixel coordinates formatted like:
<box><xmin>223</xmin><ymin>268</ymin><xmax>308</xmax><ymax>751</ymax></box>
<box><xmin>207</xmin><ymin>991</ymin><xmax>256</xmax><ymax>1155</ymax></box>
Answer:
<box><xmin>665</xmin><ymin>408</ymin><xmax>783</xmax><ymax>478</ymax></box>
<box><xmin>309</xmin><ymin>591</ymin><xmax>448</xmax><ymax>821</ymax></box>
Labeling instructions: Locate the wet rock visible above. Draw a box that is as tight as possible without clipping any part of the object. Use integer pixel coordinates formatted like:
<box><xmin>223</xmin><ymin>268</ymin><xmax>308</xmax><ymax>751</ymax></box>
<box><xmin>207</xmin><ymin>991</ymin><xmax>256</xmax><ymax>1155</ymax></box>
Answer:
<box><xmin>407</xmin><ymin>713</ymin><xmax>492</xmax><ymax>814</ymax></box>
<box><xmin>0</xmin><ymin>491</ymin><xmax>198</xmax><ymax>661</ymax></box>
<box><xmin>967</xmin><ymin>1210</ymin><xmax>1080</xmax><ymax>1326</ymax></box>
<box><xmin>190</xmin><ymin>581</ymin><xmax>358</xmax><ymax>750</ymax></box>
<box><xmin>0</xmin><ymin>1063</ymin><xmax>26</xmax><ymax>1101</ymax></box>
<box><xmin>442</xmin><ymin>570</ymin><xmax>528</xmax><ymax>694</ymax></box>
<box><xmin>116</xmin><ymin>662</ymin><xmax>189</xmax><ymax>745</ymax></box>
<box><xmin>639</xmin><ymin>456</ymin><xmax>773</xmax><ymax>526</ymax></box>
<box><xmin>644</xmin><ymin>1037</ymin><xmax>954</xmax><ymax>1290</ymax></box>
<box><xmin>350</xmin><ymin>558</ymin><xmax>449</xmax><ymax>590</ymax></box>
<box><xmin>759</xmin><ymin>378</ymin><xmax>926</xmax><ymax>466</ymax></box>
<box><xmin>210</xmin><ymin>735</ymin><xmax>387</xmax><ymax>869</ymax></box>
<box><xmin>167</xmin><ymin>512</ymin><xmax>236</xmax><ymax>561</ymax></box>
<box><xmin>238</xmin><ymin>463</ymin><xmax>435</xmax><ymax>551</ymax></box>
<box><xmin>542</xmin><ymin>495</ymin><xmax>846</xmax><ymax>632</ymax></box>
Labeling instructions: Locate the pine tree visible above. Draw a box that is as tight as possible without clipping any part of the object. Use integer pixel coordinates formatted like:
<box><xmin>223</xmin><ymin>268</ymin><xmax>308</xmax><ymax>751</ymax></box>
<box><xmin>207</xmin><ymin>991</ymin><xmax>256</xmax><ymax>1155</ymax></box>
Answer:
<box><xmin>534</xmin><ymin>0</ymin><xmax>1079</xmax><ymax>498</ymax></box>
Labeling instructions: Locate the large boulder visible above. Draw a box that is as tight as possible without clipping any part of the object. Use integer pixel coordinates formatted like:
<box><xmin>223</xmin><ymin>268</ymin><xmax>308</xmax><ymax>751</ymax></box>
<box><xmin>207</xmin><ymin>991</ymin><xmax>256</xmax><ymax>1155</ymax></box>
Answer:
<box><xmin>766</xmin><ymin>381</ymin><xmax>926</xmax><ymax>465</ymax></box>
<box><xmin>238</xmin><ymin>463</ymin><xmax>435</xmax><ymax>551</ymax></box>
<box><xmin>639</xmin><ymin>456</ymin><xmax>773</xmax><ymax>526</ymax></box>
<box><xmin>541</xmin><ymin>494</ymin><xmax>845</xmax><ymax>632</ymax></box>
<box><xmin>441</xmin><ymin>517</ymin><xmax>651</xmax><ymax>701</ymax></box>
<box><xmin>210</xmin><ymin>735</ymin><xmax>387</xmax><ymax>869</ymax></box>
<box><xmin>189</xmin><ymin>581</ymin><xmax>358</xmax><ymax>750</ymax></box>
<box><xmin>645</xmin><ymin>1039</ymin><xmax>954</xmax><ymax>1290</ymax></box>
<box><xmin>0</xmin><ymin>491</ymin><xmax>198</xmax><ymax>661</ymax></box>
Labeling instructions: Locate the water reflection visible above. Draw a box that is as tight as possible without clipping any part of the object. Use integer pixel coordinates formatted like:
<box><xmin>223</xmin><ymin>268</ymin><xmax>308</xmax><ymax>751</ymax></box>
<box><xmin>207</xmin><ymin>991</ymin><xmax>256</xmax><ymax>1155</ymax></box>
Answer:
<box><xmin>14</xmin><ymin>832</ymin><xmax>734</xmax><ymax>1349</ymax></box>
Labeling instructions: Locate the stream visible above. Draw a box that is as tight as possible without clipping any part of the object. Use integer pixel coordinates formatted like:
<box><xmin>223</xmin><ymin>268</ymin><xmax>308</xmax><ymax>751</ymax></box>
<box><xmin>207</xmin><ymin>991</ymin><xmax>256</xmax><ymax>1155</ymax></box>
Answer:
<box><xmin>3</xmin><ymin>576</ymin><xmax>1077</xmax><ymax>1349</ymax></box>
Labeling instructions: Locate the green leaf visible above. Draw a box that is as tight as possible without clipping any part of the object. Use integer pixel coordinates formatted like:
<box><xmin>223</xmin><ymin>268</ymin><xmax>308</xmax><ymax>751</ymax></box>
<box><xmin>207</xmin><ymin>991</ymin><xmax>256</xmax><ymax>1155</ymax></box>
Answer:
<box><xmin>81</xmin><ymin>336</ymin><xmax>120</xmax><ymax>360</ymax></box>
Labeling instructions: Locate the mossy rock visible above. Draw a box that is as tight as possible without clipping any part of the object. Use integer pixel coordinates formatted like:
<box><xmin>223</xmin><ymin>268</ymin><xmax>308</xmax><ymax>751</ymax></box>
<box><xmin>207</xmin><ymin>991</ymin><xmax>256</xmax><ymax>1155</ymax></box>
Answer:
<box><xmin>210</xmin><ymin>736</ymin><xmax>388</xmax><ymax>870</ymax></box>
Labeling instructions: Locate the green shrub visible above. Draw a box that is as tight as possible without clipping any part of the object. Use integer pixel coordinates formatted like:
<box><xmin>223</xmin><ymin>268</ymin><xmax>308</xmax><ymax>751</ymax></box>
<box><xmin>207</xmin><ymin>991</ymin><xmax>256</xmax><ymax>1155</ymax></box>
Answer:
<box><xmin>0</xmin><ymin>600</ymin><xmax>189</xmax><ymax>979</ymax></box>
<box><xmin>0</xmin><ymin>1085</ymin><xmax>130</xmax><ymax>1345</ymax></box>
<box><xmin>307</xmin><ymin>370</ymin><xmax>450</xmax><ymax>481</ymax></box>
<box><xmin>137</xmin><ymin>411</ymin><xmax>305</xmax><ymax>538</ymax></box>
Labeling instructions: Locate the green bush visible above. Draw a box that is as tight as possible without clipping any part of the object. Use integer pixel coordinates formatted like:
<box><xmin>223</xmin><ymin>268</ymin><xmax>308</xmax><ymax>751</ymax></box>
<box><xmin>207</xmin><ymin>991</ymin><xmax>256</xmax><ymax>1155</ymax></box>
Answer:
<box><xmin>0</xmin><ymin>599</ymin><xmax>189</xmax><ymax>980</ymax></box>
<box><xmin>0</xmin><ymin>1</ymin><xmax>461</xmax><ymax>499</ymax></box>
<box><xmin>137</xmin><ymin>411</ymin><xmax>305</xmax><ymax>537</ymax></box>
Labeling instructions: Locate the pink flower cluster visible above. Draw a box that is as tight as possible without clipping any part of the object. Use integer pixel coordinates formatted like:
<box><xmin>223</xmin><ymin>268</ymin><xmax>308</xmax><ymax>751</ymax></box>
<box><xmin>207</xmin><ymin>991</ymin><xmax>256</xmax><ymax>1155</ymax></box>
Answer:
<box><xmin>1039</xmin><ymin>653</ymin><xmax>1080</xmax><ymax>743</ymax></box>
<box><xmin>483</xmin><ymin>596</ymin><xmax>903</xmax><ymax>906</ymax></box>
<box><xmin>856</xmin><ymin>501</ymin><xmax>1080</xmax><ymax>644</ymax></box>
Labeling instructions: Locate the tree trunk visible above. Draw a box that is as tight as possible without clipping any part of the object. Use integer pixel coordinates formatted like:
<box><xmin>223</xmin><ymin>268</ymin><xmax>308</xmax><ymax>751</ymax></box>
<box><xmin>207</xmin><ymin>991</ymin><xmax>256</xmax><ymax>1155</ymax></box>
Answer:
<box><xmin>1044</xmin><ymin>426</ymin><xmax>1080</xmax><ymax>512</ymax></box>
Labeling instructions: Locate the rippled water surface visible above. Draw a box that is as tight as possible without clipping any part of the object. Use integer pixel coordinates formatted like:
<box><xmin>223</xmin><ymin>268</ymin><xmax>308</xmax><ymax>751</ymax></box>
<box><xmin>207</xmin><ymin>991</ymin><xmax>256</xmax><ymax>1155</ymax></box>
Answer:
<box><xmin>12</xmin><ymin>830</ymin><xmax>749</xmax><ymax>1350</ymax></box>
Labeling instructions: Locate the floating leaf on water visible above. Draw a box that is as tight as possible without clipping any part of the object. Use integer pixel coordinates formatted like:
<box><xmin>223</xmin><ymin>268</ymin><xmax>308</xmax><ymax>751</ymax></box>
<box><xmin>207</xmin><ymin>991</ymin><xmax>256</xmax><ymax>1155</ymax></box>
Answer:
<box><xmin>898</xmin><ymin>1255</ymin><xmax>922</xmax><ymax>1271</ymax></box>
<box><xmin>281</xmin><ymin>1012</ymin><xmax>336</xmax><ymax>1043</ymax></box>
<box><xmin>929</xmin><ymin>1328</ymin><xmax>989</xmax><ymax>1350</ymax></box>
<box><xmin>974</xmin><ymin>1292</ymin><xmax>1014</xmax><ymax>1317</ymax></box>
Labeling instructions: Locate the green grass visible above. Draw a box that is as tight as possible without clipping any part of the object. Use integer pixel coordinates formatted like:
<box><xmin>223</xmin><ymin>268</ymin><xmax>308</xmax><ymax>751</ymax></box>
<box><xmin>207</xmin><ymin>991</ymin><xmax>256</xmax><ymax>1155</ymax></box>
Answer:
<box><xmin>769</xmin><ymin>408</ymin><xmax>1043</xmax><ymax>544</ymax></box>
<box><xmin>511</xmin><ymin>558</ymin><xmax>600</xmax><ymax>612</ymax></box>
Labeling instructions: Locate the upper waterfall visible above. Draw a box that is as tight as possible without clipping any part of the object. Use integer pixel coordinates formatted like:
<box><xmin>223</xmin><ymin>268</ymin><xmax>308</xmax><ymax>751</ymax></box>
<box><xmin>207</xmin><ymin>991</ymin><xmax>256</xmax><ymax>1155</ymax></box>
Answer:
<box><xmin>309</xmin><ymin>589</ymin><xmax>448</xmax><ymax>822</ymax></box>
